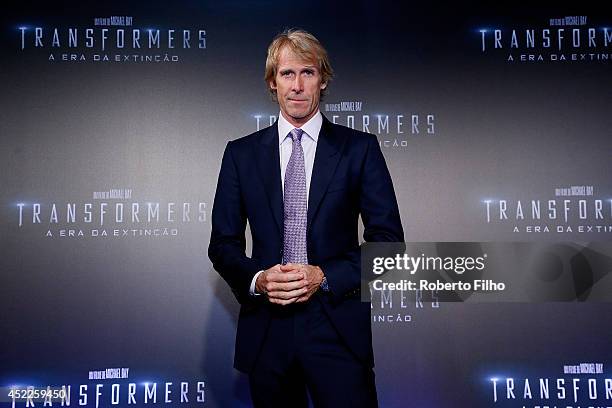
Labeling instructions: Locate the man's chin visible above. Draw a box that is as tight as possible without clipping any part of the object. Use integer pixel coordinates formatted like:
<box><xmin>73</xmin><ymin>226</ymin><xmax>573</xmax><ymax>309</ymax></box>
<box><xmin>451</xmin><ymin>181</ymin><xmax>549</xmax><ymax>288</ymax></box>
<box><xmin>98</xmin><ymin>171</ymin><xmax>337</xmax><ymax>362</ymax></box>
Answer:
<box><xmin>286</xmin><ymin>108</ymin><xmax>316</xmax><ymax>121</ymax></box>
<box><xmin>290</xmin><ymin>112</ymin><xmax>307</xmax><ymax>119</ymax></box>
<box><xmin>284</xmin><ymin>111</ymin><xmax>307</xmax><ymax>121</ymax></box>
<box><xmin>280</xmin><ymin>105</ymin><xmax>319</xmax><ymax>125</ymax></box>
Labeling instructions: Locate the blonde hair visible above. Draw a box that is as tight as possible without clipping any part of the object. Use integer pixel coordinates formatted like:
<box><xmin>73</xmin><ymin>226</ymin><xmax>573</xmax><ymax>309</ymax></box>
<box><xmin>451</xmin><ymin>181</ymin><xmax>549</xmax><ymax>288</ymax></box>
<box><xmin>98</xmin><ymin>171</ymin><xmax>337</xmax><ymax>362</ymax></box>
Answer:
<box><xmin>264</xmin><ymin>29</ymin><xmax>334</xmax><ymax>100</ymax></box>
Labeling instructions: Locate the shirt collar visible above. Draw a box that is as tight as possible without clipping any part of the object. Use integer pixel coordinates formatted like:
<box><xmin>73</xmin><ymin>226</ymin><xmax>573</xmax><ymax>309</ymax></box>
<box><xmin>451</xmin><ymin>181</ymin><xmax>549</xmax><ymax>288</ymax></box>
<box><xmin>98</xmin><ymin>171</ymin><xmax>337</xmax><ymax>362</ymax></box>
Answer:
<box><xmin>277</xmin><ymin>110</ymin><xmax>322</xmax><ymax>145</ymax></box>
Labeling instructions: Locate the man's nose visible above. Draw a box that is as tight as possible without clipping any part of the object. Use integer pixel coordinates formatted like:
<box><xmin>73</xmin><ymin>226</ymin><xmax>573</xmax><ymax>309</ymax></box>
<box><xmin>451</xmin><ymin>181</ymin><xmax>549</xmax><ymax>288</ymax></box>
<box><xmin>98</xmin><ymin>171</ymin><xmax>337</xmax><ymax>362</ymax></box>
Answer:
<box><xmin>291</xmin><ymin>75</ymin><xmax>303</xmax><ymax>92</ymax></box>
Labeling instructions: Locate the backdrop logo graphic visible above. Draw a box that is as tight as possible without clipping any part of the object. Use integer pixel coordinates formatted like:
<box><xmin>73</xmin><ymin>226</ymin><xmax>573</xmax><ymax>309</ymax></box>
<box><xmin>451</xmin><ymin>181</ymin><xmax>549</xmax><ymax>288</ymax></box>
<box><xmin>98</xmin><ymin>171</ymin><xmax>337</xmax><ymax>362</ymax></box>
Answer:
<box><xmin>15</xmin><ymin>188</ymin><xmax>207</xmax><ymax>239</ymax></box>
<box><xmin>370</xmin><ymin>287</ymin><xmax>440</xmax><ymax>324</ymax></box>
<box><xmin>482</xmin><ymin>185</ymin><xmax>612</xmax><ymax>234</ymax></box>
<box><xmin>16</xmin><ymin>16</ymin><xmax>206</xmax><ymax>63</ymax></box>
<box><xmin>4</xmin><ymin>367</ymin><xmax>206</xmax><ymax>407</ymax></box>
<box><xmin>487</xmin><ymin>362</ymin><xmax>610</xmax><ymax>407</ymax></box>
<box><xmin>477</xmin><ymin>16</ymin><xmax>612</xmax><ymax>63</ymax></box>
<box><xmin>253</xmin><ymin>100</ymin><xmax>436</xmax><ymax>149</ymax></box>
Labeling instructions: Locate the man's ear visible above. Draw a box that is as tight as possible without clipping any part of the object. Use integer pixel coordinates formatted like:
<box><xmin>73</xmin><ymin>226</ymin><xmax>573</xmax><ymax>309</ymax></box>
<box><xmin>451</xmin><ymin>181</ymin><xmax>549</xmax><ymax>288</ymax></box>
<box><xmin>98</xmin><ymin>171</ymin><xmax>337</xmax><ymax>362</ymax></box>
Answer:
<box><xmin>269</xmin><ymin>80</ymin><xmax>277</xmax><ymax>91</ymax></box>
<box><xmin>320</xmin><ymin>81</ymin><xmax>327</xmax><ymax>90</ymax></box>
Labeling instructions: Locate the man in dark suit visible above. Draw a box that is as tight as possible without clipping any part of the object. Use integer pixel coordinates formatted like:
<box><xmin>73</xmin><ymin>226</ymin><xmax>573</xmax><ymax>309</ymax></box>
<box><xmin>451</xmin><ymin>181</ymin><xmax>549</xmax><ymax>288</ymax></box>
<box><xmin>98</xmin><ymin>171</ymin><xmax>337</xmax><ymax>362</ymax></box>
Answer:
<box><xmin>208</xmin><ymin>29</ymin><xmax>403</xmax><ymax>408</ymax></box>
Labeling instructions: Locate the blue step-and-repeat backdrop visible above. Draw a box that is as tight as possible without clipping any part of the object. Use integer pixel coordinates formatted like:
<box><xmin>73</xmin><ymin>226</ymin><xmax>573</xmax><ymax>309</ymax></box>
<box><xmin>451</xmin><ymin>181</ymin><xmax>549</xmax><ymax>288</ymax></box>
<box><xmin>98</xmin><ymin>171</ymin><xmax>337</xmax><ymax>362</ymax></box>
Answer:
<box><xmin>1</xmin><ymin>2</ymin><xmax>611</xmax><ymax>407</ymax></box>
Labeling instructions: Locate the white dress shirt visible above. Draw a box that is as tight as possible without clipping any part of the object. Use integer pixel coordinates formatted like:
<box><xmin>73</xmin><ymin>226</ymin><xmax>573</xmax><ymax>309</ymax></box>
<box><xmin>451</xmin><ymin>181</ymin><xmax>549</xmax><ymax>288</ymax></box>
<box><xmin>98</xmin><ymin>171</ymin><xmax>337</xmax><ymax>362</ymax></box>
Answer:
<box><xmin>249</xmin><ymin>111</ymin><xmax>323</xmax><ymax>295</ymax></box>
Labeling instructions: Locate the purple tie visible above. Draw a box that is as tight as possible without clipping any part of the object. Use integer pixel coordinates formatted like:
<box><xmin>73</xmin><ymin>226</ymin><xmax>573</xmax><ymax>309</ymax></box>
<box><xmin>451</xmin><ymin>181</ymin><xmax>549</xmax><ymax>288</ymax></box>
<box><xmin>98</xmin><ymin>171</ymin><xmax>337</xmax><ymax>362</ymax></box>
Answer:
<box><xmin>283</xmin><ymin>128</ymin><xmax>308</xmax><ymax>264</ymax></box>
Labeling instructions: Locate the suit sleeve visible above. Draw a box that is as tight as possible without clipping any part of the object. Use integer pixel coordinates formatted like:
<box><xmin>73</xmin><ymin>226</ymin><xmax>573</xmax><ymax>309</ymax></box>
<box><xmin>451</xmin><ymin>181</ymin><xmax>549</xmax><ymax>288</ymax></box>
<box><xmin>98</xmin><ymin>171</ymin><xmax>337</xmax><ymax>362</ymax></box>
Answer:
<box><xmin>208</xmin><ymin>141</ymin><xmax>261</xmax><ymax>304</ymax></box>
<box><xmin>319</xmin><ymin>134</ymin><xmax>404</xmax><ymax>300</ymax></box>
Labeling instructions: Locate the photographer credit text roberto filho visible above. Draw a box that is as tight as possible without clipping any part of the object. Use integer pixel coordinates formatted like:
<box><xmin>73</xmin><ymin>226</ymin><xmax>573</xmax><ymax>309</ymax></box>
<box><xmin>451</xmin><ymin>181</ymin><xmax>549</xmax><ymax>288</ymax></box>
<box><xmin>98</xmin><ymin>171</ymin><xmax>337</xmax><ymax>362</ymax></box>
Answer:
<box><xmin>370</xmin><ymin>253</ymin><xmax>506</xmax><ymax>293</ymax></box>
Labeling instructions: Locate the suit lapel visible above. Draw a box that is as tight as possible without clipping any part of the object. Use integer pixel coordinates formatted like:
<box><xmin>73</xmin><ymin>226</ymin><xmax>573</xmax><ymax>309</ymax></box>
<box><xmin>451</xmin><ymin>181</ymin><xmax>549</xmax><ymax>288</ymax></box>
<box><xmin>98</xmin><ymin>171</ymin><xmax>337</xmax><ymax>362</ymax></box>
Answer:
<box><xmin>255</xmin><ymin>122</ymin><xmax>283</xmax><ymax>235</ymax></box>
<box><xmin>307</xmin><ymin>117</ymin><xmax>346</xmax><ymax>231</ymax></box>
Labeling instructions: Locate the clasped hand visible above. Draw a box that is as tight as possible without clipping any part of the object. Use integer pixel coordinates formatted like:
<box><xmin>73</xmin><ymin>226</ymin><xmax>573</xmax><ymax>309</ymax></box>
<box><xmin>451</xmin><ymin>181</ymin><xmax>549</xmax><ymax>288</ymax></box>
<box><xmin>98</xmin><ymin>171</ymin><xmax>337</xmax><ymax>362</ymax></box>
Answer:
<box><xmin>255</xmin><ymin>263</ymin><xmax>324</xmax><ymax>305</ymax></box>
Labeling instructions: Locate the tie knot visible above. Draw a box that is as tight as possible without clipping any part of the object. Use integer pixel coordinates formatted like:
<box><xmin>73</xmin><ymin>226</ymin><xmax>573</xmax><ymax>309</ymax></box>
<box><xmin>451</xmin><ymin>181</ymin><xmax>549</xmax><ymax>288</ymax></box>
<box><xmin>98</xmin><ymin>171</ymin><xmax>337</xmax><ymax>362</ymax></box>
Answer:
<box><xmin>289</xmin><ymin>128</ymin><xmax>304</xmax><ymax>142</ymax></box>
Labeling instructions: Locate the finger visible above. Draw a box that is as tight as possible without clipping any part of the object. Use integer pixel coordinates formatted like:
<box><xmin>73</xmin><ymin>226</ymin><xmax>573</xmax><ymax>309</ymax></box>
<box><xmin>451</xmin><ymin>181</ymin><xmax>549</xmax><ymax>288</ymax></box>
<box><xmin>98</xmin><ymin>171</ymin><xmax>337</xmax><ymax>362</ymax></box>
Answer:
<box><xmin>295</xmin><ymin>294</ymin><xmax>310</xmax><ymax>303</ymax></box>
<box><xmin>267</xmin><ymin>271</ymin><xmax>304</xmax><ymax>282</ymax></box>
<box><xmin>267</xmin><ymin>287</ymin><xmax>308</xmax><ymax>300</ymax></box>
<box><xmin>266</xmin><ymin>280</ymin><xmax>308</xmax><ymax>292</ymax></box>
<box><xmin>280</xmin><ymin>263</ymin><xmax>302</xmax><ymax>272</ymax></box>
<box><xmin>268</xmin><ymin>264</ymin><xmax>282</xmax><ymax>273</ymax></box>
<box><xmin>269</xmin><ymin>297</ymin><xmax>298</xmax><ymax>306</ymax></box>
<box><xmin>265</xmin><ymin>280</ymin><xmax>306</xmax><ymax>293</ymax></box>
<box><xmin>268</xmin><ymin>294</ymin><xmax>299</xmax><ymax>305</ymax></box>
<box><xmin>268</xmin><ymin>288</ymin><xmax>308</xmax><ymax>300</ymax></box>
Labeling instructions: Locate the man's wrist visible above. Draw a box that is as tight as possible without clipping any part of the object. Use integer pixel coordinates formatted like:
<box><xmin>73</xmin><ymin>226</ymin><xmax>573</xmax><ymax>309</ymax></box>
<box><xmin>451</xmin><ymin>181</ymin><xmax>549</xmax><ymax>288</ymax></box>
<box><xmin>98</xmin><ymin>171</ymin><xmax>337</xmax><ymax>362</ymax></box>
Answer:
<box><xmin>318</xmin><ymin>267</ymin><xmax>329</xmax><ymax>292</ymax></box>
<box><xmin>250</xmin><ymin>270</ymin><xmax>264</xmax><ymax>296</ymax></box>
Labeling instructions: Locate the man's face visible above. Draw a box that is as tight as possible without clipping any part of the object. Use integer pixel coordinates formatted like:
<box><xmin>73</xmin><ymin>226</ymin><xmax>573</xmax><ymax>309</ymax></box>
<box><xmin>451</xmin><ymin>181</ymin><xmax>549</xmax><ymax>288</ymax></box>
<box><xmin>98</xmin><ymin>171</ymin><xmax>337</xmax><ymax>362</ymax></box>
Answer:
<box><xmin>270</xmin><ymin>47</ymin><xmax>326</xmax><ymax>127</ymax></box>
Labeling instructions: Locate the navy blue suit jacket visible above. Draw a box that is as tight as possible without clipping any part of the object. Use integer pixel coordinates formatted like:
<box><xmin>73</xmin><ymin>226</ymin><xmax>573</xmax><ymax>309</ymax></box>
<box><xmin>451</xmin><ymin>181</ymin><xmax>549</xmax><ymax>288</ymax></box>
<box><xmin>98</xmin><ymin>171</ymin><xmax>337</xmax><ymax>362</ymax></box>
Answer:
<box><xmin>208</xmin><ymin>116</ymin><xmax>404</xmax><ymax>373</ymax></box>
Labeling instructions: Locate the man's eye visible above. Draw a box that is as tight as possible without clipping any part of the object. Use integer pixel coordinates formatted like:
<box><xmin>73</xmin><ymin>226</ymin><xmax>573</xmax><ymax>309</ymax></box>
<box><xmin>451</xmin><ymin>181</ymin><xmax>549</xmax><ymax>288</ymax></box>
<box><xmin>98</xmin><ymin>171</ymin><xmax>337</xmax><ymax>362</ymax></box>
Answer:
<box><xmin>304</xmin><ymin>70</ymin><xmax>314</xmax><ymax>76</ymax></box>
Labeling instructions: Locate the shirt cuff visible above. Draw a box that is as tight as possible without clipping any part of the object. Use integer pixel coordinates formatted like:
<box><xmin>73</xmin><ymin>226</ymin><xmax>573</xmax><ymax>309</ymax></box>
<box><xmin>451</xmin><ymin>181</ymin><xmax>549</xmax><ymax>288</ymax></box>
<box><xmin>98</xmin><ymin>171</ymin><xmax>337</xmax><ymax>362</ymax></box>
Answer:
<box><xmin>249</xmin><ymin>270</ymin><xmax>264</xmax><ymax>296</ymax></box>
